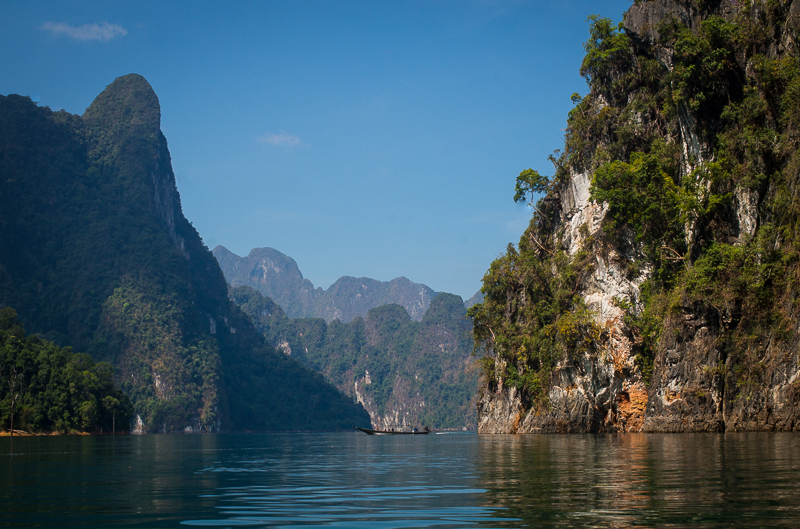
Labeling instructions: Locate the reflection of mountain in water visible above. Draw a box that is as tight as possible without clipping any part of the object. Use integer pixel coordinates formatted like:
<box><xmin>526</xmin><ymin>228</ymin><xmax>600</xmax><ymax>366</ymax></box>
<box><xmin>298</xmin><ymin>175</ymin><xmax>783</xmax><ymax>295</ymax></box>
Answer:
<box><xmin>5</xmin><ymin>433</ymin><xmax>800</xmax><ymax>527</ymax></box>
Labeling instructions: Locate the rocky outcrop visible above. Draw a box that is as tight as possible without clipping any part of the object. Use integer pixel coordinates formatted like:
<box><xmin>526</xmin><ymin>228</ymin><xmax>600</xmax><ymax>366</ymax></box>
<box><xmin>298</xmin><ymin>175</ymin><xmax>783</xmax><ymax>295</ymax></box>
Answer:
<box><xmin>477</xmin><ymin>0</ymin><xmax>800</xmax><ymax>433</ymax></box>
<box><xmin>214</xmin><ymin>246</ymin><xmax>320</xmax><ymax>317</ymax></box>
<box><xmin>355</xmin><ymin>372</ymin><xmax>430</xmax><ymax>430</ymax></box>
<box><xmin>478</xmin><ymin>384</ymin><xmax>523</xmax><ymax>433</ymax></box>
<box><xmin>642</xmin><ymin>304</ymin><xmax>800</xmax><ymax>432</ymax></box>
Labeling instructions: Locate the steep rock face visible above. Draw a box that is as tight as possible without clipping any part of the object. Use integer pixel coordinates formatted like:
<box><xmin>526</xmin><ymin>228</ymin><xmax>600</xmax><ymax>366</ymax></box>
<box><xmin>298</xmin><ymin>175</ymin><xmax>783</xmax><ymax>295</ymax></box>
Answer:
<box><xmin>0</xmin><ymin>75</ymin><xmax>371</xmax><ymax>432</ymax></box>
<box><xmin>214</xmin><ymin>245</ymin><xmax>437</xmax><ymax>322</ymax></box>
<box><xmin>641</xmin><ymin>308</ymin><xmax>727</xmax><ymax>432</ymax></box>
<box><xmin>214</xmin><ymin>246</ymin><xmax>319</xmax><ymax>317</ymax></box>
<box><xmin>477</xmin><ymin>166</ymin><xmax>650</xmax><ymax>434</ymax></box>
<box><xmin>632</xmin><ymin>0</ymin><xmax>800</xmax><ymax>433</ymax></box>
<box><xmin>473</xmin><ymin>0</ymin><xmax>800</xmax><ymax>433</ymax></box>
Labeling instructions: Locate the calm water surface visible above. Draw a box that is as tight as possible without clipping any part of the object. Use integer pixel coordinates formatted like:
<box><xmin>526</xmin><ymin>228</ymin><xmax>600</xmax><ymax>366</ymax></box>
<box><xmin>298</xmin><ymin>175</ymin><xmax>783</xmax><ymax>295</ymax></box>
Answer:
<box><xmin>2</xmin><ymin>432</ymin><xmax>800</xmax><ymax>527</ymax></box>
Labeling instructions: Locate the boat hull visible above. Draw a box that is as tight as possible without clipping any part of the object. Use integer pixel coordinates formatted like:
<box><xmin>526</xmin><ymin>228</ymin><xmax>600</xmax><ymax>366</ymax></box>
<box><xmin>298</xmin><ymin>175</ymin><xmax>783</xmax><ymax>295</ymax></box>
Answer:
<box><xmin>356</xmin><ymin>427</ymin><xmax>429</xmax><ymax>435</ymax></box>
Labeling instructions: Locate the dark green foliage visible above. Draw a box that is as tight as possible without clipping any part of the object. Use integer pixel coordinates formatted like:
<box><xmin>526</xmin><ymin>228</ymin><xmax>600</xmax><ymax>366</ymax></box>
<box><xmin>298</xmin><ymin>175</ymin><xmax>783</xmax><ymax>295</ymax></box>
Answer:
<box><xmin>590</xmin><ymin>147</ymin><xmax>682</xmax><ymax>251</ymax></box>
<box><xmin>0</xmin><ymin>75</ymin><xmax>370</xmax><ymax>432</ymax></box>
<box><xmin>232</xmin><ymin>286</ymin><xmax>479</xmax><ymax>429</ymax></box>
<box><xmin>513</xmin><ymin>169</ymin><xmax>550</xmax><ymax>206</ymax></box>
<box><xmin>580</xmin><ymin>15</ymin><xmax>634</xmax><ymax>87</ymax></box>
<box><xmin>218</xmin><ymin>316</ymin><xmax>372</xmax><ymax>432</ymax></box>
<box><xmin>99</xmin><ymin>273</ymin><xmax>222</xmax><ymax>431</ymax></box>
<box><xmin>605</xmin><ymin>5</ymin><xmax>800</xmax><ymax>381</ymax></box>
<box><xmin>469</xmin><ymin>237</ymin><xmax>601</xmax><ymax>407</ymax></box>
<box><xmin>662</xmin><ymin>16</ymin><xmax>742</xmax><ymax>117</ymax></box>
<box><xmin>0</xmin><ymin>307</ymin><xmax>133</xmax><ymax>433</ymax></box>
<box><xmin>561</xmin><ymin>17</ymin><xmax>671</xmax><ymax>173</ymax></box>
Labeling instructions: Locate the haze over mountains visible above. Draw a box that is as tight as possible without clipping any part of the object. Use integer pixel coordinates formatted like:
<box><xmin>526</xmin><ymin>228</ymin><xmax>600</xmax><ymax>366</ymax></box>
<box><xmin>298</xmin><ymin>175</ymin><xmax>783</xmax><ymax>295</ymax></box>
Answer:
<box><xmin>214</xmin><ymin>245</ymin><xmax>443</xmax><ymax>323</ymax></box>
<box><xmin>215</xmin><ymin>246</ymin><xmax>482</xmax><ymax>429</ymax></box>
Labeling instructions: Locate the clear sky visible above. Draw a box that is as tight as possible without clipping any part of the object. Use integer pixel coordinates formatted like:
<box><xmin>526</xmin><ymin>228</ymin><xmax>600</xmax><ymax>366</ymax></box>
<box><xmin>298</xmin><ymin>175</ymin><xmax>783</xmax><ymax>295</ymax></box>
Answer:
<box><xmin>1</xmin><ymin>0</ymin><xmax>633</xmax><ymax>300</ymax></box>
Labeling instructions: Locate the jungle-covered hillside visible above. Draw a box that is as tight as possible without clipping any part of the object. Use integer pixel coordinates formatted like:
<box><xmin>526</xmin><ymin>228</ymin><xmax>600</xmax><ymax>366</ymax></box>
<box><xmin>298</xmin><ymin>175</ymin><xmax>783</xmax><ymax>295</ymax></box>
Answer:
<box><xmin>0</xmin><ymin>74</ymin><xmax>370</xmax><ymax>433</ymax></box>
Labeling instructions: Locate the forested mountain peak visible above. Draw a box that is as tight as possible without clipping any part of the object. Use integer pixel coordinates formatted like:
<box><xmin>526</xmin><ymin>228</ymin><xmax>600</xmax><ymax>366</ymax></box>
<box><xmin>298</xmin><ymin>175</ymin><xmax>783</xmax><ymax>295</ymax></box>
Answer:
<box><xmin>422</xmin><ymin>293</ymin><xmax>472</xmax><ymax>327</ymax></box>
<box><xmin>83</xmin><ymin>74</ymin><xmax>161</xmax><ymax>157</ymax></box>
<box><xmin>84</xmin><ymin>74</ymin><xmax>159</xmax><ymax>128</ymax></box>
<box><xmin>0</xmin><ymin>75</ymin><xmax>370</xmax><ymax>433</ymax></box>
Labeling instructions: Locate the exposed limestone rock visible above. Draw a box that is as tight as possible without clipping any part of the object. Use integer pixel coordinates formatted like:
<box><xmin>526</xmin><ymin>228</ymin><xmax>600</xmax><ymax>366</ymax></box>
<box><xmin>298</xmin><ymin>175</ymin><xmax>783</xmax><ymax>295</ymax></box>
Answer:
<box><xmin>354</xmin><ymin>371</ymin><xmax>433</xmax><ymax>430</ymax></box>
<box><xmin>494</xmin><ymin>160</ymin><xmax>651</xmax><ymax>434</ymax></box>
<box><xmin>642</xmin><ymin>309</ymin><xmax>727</xmax><ymax>432</ymax></box>
<box><xmin>733</xmin><ymin>187</ymin><xmax>759</xmax><ymax>240</ymax></box>
<box><xmin>151</xmin><ymin>149</ymin><xmax>189</xmax><ymax>259</ymax></box>
<box><xmin>477</xmin><ymin>384</ymin><xmax>523</xmax><ymax>433</ymax></box>
<box><xmin>623</xmin><ymin>0</ymin><xmax>695</xmax><ymax>47</ymax></box>
<box><xmin>477</xmin><ymin>0</ymin><xmax>800</xmax><ymax>434</ymax></box>
<box><xmin>560</xmin><ymin>171</ymin><xmax>606</xmax><ymax>254</ymax></box>
<box><xmin>132</xmin><ymin>414</ymin><xmax>144</xmax><ymax>434</ymax></box>
<box><xmin>277</xmin><ymin>340</ymin><xmax>291</xmax><ymax>355</ymax></box>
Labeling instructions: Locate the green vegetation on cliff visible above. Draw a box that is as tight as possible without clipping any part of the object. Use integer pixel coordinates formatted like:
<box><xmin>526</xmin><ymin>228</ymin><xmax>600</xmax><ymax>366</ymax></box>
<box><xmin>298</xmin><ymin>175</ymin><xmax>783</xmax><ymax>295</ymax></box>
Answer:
<box><xmin>1</xmin><ymin>307</ymin><xmax>134</xmax><ymax>433</ymax></box>
<box><xmin>470</xmin><ymin>1</ymin><xmax>800</xmax><ymax>410</ymax></box>
<box><xmin>231</xmin><ymin>286</ymin><xmax>478</xmax><ymax>429</ymax></box>
<box><xmin>0</xmin><ymin>75</ymin><xmax>370</xmax><ymax>432</ymax></box>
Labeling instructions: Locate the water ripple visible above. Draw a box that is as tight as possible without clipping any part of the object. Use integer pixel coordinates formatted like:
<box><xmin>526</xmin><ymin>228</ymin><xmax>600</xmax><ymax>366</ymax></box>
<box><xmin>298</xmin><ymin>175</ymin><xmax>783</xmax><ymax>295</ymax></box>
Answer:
<box><xmin>182</xmin><ymin>484</ymin><xmax>517</xmax><ymax>528</ymax></box>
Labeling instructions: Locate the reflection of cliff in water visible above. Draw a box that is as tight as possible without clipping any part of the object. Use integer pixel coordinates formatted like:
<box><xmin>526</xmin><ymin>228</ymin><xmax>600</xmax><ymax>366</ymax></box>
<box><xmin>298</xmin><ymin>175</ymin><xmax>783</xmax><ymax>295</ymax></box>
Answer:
<box><xmin>477</xmin><ymin>433</ymin><xmax>800</xmax><ymax>527</ymax></box>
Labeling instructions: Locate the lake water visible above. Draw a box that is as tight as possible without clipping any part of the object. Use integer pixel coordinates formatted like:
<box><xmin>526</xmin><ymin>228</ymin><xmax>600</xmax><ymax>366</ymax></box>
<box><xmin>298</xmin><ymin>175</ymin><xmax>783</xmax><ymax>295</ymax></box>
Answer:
<box><xmin>2</xmin><ymin>432</ymin><xmax>800</xmax><ymax>528</ymax></box>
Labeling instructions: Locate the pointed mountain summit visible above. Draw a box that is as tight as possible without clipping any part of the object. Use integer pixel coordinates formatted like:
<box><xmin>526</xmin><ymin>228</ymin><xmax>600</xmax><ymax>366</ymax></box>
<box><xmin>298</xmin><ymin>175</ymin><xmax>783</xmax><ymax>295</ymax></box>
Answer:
<box><xmin>214</xmin><ymin>246</ymin><xmax>318</xmax><ymax>318</ymax></box>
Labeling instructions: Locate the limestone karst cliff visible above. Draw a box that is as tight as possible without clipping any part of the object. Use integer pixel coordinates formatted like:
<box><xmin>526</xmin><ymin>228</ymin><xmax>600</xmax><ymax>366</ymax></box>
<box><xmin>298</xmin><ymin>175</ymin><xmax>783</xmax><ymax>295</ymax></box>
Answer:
<box><xmin>472</xmin><ymin>0</ymin><xmax>800</xmax><ymax>433</ymax></box>
<box><xmin>0</xmin><ymin>74</ymin><xmax>371</xmax><ymax>432</ymax></box>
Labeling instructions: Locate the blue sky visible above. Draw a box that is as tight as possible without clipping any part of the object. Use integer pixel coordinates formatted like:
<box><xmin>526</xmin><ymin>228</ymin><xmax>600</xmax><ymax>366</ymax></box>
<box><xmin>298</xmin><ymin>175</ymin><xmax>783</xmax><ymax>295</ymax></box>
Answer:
<box><xmin>1</xmin><ymin>0</ymin><xmax>632</xmax><ymax>300</ymax></box>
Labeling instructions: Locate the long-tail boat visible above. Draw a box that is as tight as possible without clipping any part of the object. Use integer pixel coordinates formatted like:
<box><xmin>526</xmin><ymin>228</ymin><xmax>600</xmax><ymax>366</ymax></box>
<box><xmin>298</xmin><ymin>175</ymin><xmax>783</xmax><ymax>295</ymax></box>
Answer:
<box><xmin>356</xmin><ymin>426</ymin><xmax>430</xmax><ymax>435</ymax></box>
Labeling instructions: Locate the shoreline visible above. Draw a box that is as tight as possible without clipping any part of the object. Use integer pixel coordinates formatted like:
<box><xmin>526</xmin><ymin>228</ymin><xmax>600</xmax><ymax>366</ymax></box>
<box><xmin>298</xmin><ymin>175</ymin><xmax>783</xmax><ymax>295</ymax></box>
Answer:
<box><xmin>0</xmin><ymin>430</ymin><xmax>130</xmax><ymax>437</ymax></box>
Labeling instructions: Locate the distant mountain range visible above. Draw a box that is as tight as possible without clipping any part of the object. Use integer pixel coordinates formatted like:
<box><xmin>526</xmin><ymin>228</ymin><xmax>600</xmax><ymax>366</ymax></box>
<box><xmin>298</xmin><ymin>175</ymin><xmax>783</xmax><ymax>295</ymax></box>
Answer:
<box><xmin>215</xmin><ymin>247</ymin><xmax>484</xmax><ymax>429</ymax></box>
<box><xmin>214</xmin><ymin>246</ymin><xmax>445</xmax><ymax>322</ymax></box>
